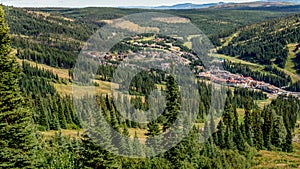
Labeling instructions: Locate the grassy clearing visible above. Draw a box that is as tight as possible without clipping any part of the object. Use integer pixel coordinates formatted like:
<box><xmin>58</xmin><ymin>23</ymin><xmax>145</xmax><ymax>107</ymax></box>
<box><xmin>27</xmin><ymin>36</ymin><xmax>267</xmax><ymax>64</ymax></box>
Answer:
<box><xmin>218</xmin><ymin>31</ymin><xmax>240</xmax><ymax>49</ymax></box>
<box><xmin>54</xmin><ymin>82</ymin><xmax>112</xmax><ymax>97</ymax></box>
<box><xmin>41</xmin><ymin>129</ymin><xmax>83</xmax><ymax>139</ymax></box>
<box><xmin>252</xmin><ymin>143</ymin><xmax>300</xmax><ymax>169</ymax></box>
<box><xmin>155</xmin><ymin>84</ymin><xmax>166</xmax><ymax>90</ymax></box>
<box><xmin>128</xmin><ymin>128</ymin><xmax>148</xmax><ymax>144</ymax></box>
<box><xmin>285</xmin><ymin>44</ymin><xmax>298</xmax><ymax>75</ymax></box>
<box><xmin>273</xmin><ymin>64</ymin><xmax>300</xmax><ymax>83</ymax></box>
<box><xmin>152</xmin><ymin>17</ymin><xmax>190</xmax><ymax>24</ymax></box>
<box><xmin>237</xmin><ymin>108</ymin><xmax>245</xmax><ymax>123</ymax></box>
<box><xmin>112</xmin><ymin>19</ymin><xmax>159</xmax><ymax>33</ymax></box>
<box><xmin>212</xmin><ymin>54</ymin><xmax>263</xmax><ymax>69</ymax></box>
<box><xmin>54</xmin><ymin>79</ymin><xmax>117</xmax><ymax>97</ymax></box>
<box><xmin>184</xmin><ymin>41</ymin><xmax>192</xmax><ymax>49</ymax></box>
<box><xmin>54</xmin><ymin>79</ymin><xmax>147</xmax><ymax>102</ymax></box>
<box><xmin>17</xmin><ymin>58</ymin><xmax>70</xmax><ymax>79</ymax></box>
<box><xmin>187</xmin><ymin>34</ymin><xmax>202</xmax><ymax>41</ymax></box>
<box><xmin>255</xmin><ymin>98</ymin><xmax>273</xmax><ymax>109</ymax></box>
<box><xmin>194</xmin><ymin>123</ymin><xmax>205</xmax><ymax>129</ymax></box>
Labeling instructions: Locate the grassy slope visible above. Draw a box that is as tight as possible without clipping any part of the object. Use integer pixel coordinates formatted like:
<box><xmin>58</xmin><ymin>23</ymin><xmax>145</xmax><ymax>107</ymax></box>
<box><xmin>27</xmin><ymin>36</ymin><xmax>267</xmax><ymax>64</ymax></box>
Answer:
<box><xmin>17</xmin><ymin>58</ymin><xmax>71</xmax><ymax>79</ymax></box>
<box><xmin>253</xmin><ymin>120</ymin><xmax>300</xmax><ymax>168</ymax></box>
<box><xmin>252</xmin><ymin>143</ymin><xmax>300</xmax><ymax>169</ymax></box>
<box><xmin>285</xmin><ymin>44</ymin><xmax>298</xmax><ymax>74</ymax></box>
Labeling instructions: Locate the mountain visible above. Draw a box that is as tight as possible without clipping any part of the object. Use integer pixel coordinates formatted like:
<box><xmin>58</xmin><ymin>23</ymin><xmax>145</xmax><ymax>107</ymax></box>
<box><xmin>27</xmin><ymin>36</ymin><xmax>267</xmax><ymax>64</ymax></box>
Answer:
<box><xmin>212</xmin><ymin>1</ymin><xmax>294</xmax><ymax>9</ymax></box>
<box><xmin>120</xmin><ymin>2</ymin><xmax>232</xmax><ymax>9</ymax></box>
<box><xmin>118</xmin><ymin>0</ymin><xmax>300</xmax><ymax>10</ymax></box>
<box><xmin>154</xmin><ymin>2</ymin><xmax>229</xmax><ymax>9</ymax></box>
<box><xmin>261</xmin><ymin>0</ymin><xmax>300</xmax><ymax>4</ymax></box>
<box><xmin>217</xmin><ymin>4</ymin><xmax>300</xmax><ymax>12</ymax></box>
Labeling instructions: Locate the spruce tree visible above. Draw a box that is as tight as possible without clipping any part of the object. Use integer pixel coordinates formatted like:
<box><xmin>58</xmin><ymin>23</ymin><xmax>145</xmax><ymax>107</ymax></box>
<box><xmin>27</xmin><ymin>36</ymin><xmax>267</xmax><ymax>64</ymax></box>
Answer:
<box><xmin>262</xmin><ymin>108</ymin><xmax>274</xmax><ymax>150</ymax></box>
<box><xmin>216</xmin><ymin>120</ymin><xmax>225</xmax><ymax>148</ymax></box>
<box><xmin>283</xmin><ymin>129</ymin><xmax>293</xmax><ymax>153</ymax></box>
<box><xmin>244</xmin><ymin>97</ymin><xmax>253</xmax><ymax>146</ymax></box>
<box><xmin>272</xmin><ymin>115</ymin><xmax>287</xmax><ymax>149</ymax></box>
<box><xmin>146</xmin><ymin>120</ymin><xmax>161</xmax><ymax>137</ymax></box>
<box><xmin>252</xmin><ymin>110</ymin><xmax>264</xmax><ymax>150</ymax></box>
<box><xmin>146</xmin><ymin>120</ymin><xmax>162</xmax><ymax>156</ymax></box>
<box><xmin>162</xmin><ymin>75</ymin><xmax>180</xmax><ymax>131</ymax></box>
<box><xmin>0</xmin><ymin>6</ymin><xmax>40</xmax><ymax>168</ymax></box>
<box><xmin>79</xmin><ymin>107</ymin><xmax>119</xmax><ymax>168</ymax></box>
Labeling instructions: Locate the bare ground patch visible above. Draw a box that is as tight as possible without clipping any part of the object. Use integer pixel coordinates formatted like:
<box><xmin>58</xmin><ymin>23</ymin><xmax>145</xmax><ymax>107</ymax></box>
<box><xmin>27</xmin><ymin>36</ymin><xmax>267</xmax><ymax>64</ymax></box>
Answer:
<box><xmin>112</xmin><ymin>19</ymin><xmax>159</xmax><ymax>33</ymax></box>
<box><xmin>152</xmin><ymin>17</ymin><xmax>190</xmax><ymax>23</ymax></box>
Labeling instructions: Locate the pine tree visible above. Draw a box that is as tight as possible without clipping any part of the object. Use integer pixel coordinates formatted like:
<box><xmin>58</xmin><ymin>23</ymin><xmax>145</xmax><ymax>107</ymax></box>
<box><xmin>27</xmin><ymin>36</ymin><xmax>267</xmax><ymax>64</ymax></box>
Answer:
<box><xmin>145</xmin><ymin>120</ymin><xmax>163</xmax><ymax>156</ymax></box>
<box><xmin>216</xmin><ymin>120</ymin><xmax>225</xmax><ymax>148</ymax></box>
<box><xmin>0</xmin><ymin>6</ymin><xmax>41</xmax><ymax>168</ymax></box>
<box><xmin>234</xmin><ymin>125</ymin><xmax>246</xmax><ymax>152</ymax></box>
<box><xmin>252</xmin><ymin>110</ymin><xmax>264</xmax><ymax>150</ymax></box>
<box><xmin>162</xmin><ymin>75</ymin><xmax>180</xmax><ymax>131</ymax></box>
<box><xmin>133</xmin><ymin>132</ymin><xmax>144</xmax><ymax>157</ymax></box>
<box><xmin>225</xmin><ymin>126</ymin><xmax>234</xmax><ymax>149</ymax></box>
<box><xmin>146</xmin><ymin>120</ymin><xmax>161</xmax><ymax>137</ymax></box>
<box><xmin>244</xmin><ymin>97</ymin><xmax>253</xmax><ymax>146</ymax></box>
<box><xmin>57</xmin><ymin>98</ymin><xmax>67</xmax><ymax>129</ymax></box>
<box><xmin>119</xmin><ymin>124</ymin><xmax>133</xmax><ymax>157</ymax></box>
<box><xmin>79</xmin><ymin>134</ymin><xmax>120</xmax><ymax>168</ymax></box>
<box><xmin>262</xmin><ymin>108</ymin><xmax>274</xmax><ymax>150</ymax></box>
<box><xmin>272</xmin><ymin>115</ymin><xmax>287</xmax><ymax>149</ymax></box>
<box><xmin>39</xmin><ymin>102</ymin><xmax>50</xmax><ymax>131</ymax></box>
<box><xmin>283</xmin><ymin>129</ymin><xmax>293</xmax><ymax>153</ymax></box>
<box><xmin>79</xmin><ymin>107</ymin><xmax>119</xmax><ymax>168</ymax></box>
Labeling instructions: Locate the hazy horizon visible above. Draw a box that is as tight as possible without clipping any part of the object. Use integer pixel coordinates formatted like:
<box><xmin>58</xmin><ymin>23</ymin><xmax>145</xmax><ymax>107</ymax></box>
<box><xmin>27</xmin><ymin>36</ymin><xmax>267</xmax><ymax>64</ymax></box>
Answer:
<box><xmin>1</xmin><ymin>0</ymin><xmax>256</xmax><ymax>8</ymax></box>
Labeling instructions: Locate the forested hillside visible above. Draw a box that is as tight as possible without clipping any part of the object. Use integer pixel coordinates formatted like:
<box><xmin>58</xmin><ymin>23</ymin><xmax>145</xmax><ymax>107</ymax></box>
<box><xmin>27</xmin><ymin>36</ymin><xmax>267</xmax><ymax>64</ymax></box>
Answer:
<box><xmin>217</xmin><ymin>14</ymin><xmax>300</xmax><ymax>68</ymax></box>
<box><xmin>3</xmin><ymin>6</ymin><xmax>292</xmax><ymax>70</ymax></box>
<box><xmin>4</xmin><ymin>6</ymin><xmax>99</xmax><ymax>69</ymax></box>
<box><xmin>0</xmin><ymin>4</ymin><xmax>300</xmax><ymax>169</ymax></box>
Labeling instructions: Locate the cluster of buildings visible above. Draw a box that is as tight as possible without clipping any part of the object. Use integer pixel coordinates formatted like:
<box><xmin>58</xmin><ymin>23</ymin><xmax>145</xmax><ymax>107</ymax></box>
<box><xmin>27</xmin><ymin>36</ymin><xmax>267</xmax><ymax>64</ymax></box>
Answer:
<box><xmin>85</xmin><ymin>35</ymin><xmax>300</xmax><ymax>98</ymax></box>
<box><xmin>198</xmin><ymin>66</ymin><xmax>281</xmax><ymax>94</ymax></box>
<box><xmin>198</xmin><ymin>66</ymin><xmax>300</xmax><ymax>98</ymax></box>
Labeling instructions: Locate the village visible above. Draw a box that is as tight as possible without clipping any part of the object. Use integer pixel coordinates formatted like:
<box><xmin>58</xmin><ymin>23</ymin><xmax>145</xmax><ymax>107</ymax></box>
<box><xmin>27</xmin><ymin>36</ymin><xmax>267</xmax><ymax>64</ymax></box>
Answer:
<box><xmin>198</xmin><ymin>66</ymin><xmax>300</xmax><ymax>98</ymax></box>
<box><xmin>85</xmin><ymin>34</ymin><xmax>300</xmax><ymax>98</ymax></box>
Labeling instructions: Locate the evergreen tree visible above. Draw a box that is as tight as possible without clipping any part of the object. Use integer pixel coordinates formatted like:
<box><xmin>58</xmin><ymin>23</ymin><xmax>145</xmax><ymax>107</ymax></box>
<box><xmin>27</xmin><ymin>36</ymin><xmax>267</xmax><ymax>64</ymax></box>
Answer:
<box><xmin>146</xmin><ymin>120</ymin><xmax>163</xmax><ymax>155</ymax></box>
<box><xmin>262</xmin><ymin>108</ymin><xmax>274</xmax><ymax>150</ymax></box>
<box><xmin>133</xmin><ymin>132</ymin><xmax>144</xmax><ymax>157</ymax></box>
<box><xmin>252</xmin><ymin>110</ymin><xmax>264</xmax><ymax>150</ymax></box>
<box><xmin>271</xmin><ymin>115</ymin><xmax>287</xmax><ymax>149</ymax></box>
<box><xmin>79</xmin><ymin>134</ymin><xmax>120</xmax><ymax>169</ymax></box>
<box><xmin>146</xmin><ymin>120</ymin><xmax>161</xmax><ymax>137</ymax></box>
<box><xmin>216</xmin><ymin>120</ymin><xmax>225</xmax><ymax>149</ymax></box>
<box><xmin>0</xmin><ymin>6</ymin><xmax>41</xmax><ymax>168</ymax></box>
<box><xmin>162</xmin><ymin>75</ymin><xmax>180</xmax><ymax>131</ymax></box>
<box><xmin>79</xmin><ymin>108</ymin><xmax>119</xmax><ymax>168</ymax></box>
<box><xmin>244</xmin><ymin>97</ymin><xmax>253</xmax><ymax>146</ymax></box>
<box><xmin>283</xmin><ymin>129</ymin><xmax>293</xmax><ymax>153</ymax></box>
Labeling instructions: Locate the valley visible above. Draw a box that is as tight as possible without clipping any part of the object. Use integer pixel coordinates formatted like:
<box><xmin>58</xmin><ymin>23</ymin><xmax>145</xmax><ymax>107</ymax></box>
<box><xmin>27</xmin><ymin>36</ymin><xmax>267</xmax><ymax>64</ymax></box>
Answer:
<box><xmin>0</xmin><ymin>3</ymin><xmax>300</xmax><ymax>169</ymax></box>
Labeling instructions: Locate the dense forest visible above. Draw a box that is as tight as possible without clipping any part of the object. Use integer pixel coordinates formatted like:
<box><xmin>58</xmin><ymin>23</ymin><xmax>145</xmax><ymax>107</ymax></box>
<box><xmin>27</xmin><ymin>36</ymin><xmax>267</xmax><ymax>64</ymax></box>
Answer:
<box><xmin>1</xmin><ymin>4</ymin><xmax>300</xmax><ymax>169</ymax></box>
<box><xmin>217</xmin><ymin>14</ymin><xmax>300</xmax><ymax>68</ymax></box>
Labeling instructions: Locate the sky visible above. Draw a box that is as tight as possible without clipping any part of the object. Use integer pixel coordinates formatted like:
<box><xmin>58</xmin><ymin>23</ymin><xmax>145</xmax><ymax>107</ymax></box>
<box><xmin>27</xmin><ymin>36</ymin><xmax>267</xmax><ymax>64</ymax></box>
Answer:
<box><xmin>1</xmin><ymin>0</ymin><xmax>256</xmax><ymax>8</ymax></box>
